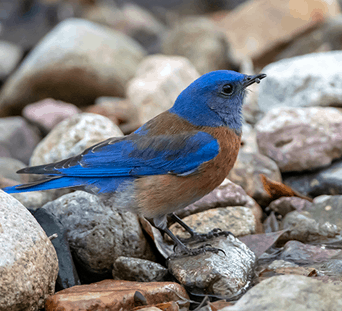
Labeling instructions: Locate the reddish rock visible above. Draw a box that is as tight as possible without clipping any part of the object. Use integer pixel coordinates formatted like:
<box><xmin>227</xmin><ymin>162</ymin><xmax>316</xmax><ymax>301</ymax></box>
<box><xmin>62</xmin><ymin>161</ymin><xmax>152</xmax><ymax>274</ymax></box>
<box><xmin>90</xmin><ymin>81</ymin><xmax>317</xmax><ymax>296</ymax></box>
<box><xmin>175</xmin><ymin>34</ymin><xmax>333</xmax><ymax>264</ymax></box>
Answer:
<box><xmin>45</xmin><ymin>280</ymin><xmax>189</xmax><ymax>311</ymax></box>
<box><xmin>22</xmin><ymin>98</ymin><xmax>81</xmax><ymax>133</ymax></box>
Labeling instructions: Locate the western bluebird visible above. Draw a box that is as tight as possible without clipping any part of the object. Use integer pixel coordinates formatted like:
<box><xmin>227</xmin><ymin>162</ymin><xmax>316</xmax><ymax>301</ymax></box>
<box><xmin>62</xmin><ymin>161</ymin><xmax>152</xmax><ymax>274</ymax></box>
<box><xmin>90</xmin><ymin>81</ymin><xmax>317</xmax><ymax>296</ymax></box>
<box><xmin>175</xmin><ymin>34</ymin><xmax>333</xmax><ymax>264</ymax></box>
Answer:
<box><xmin>2</xmin><ymin>70</ymin><xmax>266</xmax><ymax>256</ymax></box>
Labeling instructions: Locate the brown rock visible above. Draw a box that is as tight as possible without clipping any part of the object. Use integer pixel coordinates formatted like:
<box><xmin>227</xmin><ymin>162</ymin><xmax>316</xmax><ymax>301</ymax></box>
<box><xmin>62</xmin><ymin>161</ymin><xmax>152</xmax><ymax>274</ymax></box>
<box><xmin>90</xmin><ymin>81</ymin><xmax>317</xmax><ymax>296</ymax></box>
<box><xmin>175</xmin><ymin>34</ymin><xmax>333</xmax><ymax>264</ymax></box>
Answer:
<box><xmin>212</xmin><ymin>0</ymin><xmax>340</xmax><ymax>67</ymax></box>
<box><xmin>45</xmin><ymin>280</ymin><xmax>189</xmax><ymax>311</ymax></box>
<box><xmin>276</xmin><ymin>15</ymin><xmax>342</xmax><ymax>61</ymax></box>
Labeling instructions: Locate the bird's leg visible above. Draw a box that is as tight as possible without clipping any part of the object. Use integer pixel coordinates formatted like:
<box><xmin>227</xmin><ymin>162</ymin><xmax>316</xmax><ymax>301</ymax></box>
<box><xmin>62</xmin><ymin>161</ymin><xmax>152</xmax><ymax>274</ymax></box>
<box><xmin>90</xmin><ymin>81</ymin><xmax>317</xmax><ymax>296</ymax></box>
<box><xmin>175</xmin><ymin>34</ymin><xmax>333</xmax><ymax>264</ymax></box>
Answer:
<box><xmin>170</xmin><ymin>213</ymin><xmax>234</xmax><ymax>244</ymax></box>
<box><xmin>153</xmin><ymin>215</ymin><xmax>225</xmax><ymax>259</ymax></box>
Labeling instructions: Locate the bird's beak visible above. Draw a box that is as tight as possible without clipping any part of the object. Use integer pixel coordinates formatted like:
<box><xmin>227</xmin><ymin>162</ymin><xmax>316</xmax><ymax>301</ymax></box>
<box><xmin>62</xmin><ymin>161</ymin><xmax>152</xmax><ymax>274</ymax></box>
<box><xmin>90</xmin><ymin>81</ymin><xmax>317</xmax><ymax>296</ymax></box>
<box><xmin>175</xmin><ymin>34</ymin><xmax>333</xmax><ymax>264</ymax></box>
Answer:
<box><xmin>243</xmin><ymin>73</ymin><xmax>267</xmax><ymax>88</ymax></box>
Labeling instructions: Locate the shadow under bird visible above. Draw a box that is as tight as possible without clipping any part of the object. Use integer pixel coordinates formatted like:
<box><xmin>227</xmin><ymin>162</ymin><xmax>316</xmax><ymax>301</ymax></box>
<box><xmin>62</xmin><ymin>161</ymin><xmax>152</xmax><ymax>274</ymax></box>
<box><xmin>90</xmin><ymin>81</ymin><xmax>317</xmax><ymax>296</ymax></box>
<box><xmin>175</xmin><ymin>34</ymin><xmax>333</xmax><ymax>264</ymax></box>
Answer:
<box><xmin>2</xmin><ymin>70</ymin><xmax>266</xmax><ymax>257</ymax></box>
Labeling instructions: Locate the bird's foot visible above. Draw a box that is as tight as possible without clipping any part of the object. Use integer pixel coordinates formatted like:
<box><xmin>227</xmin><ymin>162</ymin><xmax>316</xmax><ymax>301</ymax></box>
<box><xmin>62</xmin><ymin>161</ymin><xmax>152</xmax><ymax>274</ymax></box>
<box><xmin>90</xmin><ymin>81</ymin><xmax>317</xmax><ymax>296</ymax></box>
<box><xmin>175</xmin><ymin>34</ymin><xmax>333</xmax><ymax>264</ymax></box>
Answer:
<box><xmin>168</xmin><ymin>243</ymin><xmax>225</xmax><ymax>260</ymax></box>
<box><xmin>180</xmin><ymin>228</ymin><xmax>235</xmax><ymax>244</ymax></box>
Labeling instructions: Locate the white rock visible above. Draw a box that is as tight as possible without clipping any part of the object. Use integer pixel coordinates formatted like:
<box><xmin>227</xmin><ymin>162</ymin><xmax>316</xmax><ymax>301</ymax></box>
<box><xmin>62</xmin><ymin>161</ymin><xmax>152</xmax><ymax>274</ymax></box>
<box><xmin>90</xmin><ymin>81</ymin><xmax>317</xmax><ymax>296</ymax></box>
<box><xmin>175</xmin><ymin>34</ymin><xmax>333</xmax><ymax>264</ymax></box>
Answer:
<box><xmin>30</xmin><ymin>113</ymin><xmax>123</xmax><ymax>166</ymax></box>
<box><xmin>0</xmin><ymin>190</ymin><xmax>58</xmax><ymax>310</ymax></box>
<box><xmin>221</xmin><ymin>275</ymin><xmax>342</xmax><ymax>311</ymax></box>
<box><xmin>256</xmin><ymin>107</ymin><xmax>342</xmax><ymax>172</ymax></box>
<box><xmin>258</xmin><ymin>51</ymin><xmax>342</xmax><ymax>113</ymax></box>
<box><xmin>127</xmin><ymin>54</ymin><xmax>200</xmax><ymax>124</ymax></box>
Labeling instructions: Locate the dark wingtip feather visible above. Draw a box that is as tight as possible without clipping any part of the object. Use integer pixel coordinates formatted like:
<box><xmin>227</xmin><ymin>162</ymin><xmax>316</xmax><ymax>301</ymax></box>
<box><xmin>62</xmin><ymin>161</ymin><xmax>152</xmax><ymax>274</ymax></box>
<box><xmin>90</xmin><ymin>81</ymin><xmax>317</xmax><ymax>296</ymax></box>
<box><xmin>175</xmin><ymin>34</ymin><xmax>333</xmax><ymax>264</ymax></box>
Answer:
<box><xmin>14</xmin><ymin>176</ymin><xmax>62</xmax><ymax>189</ymax></box>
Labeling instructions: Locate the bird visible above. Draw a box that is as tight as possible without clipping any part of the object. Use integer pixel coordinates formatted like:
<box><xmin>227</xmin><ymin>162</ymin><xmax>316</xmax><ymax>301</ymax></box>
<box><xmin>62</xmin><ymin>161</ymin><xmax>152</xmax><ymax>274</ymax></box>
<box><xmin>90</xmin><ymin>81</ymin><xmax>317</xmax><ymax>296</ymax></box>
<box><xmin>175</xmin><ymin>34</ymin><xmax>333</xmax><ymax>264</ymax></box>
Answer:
<box><xmin>2</xmin><ymin>70</ymin><xmax>266</xmax><ymax>257</ymax></box>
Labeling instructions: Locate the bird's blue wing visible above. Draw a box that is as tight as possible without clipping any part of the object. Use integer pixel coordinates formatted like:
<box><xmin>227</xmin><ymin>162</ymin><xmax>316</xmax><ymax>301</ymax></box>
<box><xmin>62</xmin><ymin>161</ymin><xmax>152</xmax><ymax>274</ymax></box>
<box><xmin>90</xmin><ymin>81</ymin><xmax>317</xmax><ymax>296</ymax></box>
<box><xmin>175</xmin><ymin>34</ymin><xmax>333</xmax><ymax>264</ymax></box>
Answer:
<box><xmin>18</xmin><ymin>131</ymin><xmax>219</xmax><ymax>177</ymax></box>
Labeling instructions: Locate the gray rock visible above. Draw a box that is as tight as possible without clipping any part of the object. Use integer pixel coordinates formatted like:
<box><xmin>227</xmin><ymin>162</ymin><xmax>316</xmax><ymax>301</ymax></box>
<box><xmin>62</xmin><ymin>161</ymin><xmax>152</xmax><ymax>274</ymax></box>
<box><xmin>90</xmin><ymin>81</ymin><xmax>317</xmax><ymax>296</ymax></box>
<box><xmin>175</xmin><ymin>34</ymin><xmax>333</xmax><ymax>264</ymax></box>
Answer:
<box><xmin>258</xmin><ymin>51</ymin><xmax>342</xmax><ymax>113</ymax></box>
<box><xmin>268</xmin><ymin>197</ymin><xmax>313</xmax><ymax>217</ymax></box>
<box><xmin>0</xmin><ymin>157</ymin><xmax>27</xmax><ymax>183</ymax></box>
<box><xmin>240</xmin><ymin>124</ymin><xmax>259</xmax><ymax>154</ymax></box>
<box><xmin>11</xmin><ymin>189</ymin><xmax>71</xmax><ymax>211</ymax></box>
<box><xmin>170</xmin><ymin>206</ymin><xmax>259</xmax><ymax>239</ymax></box>
<box><xmin>280</xmin><ymin>211</ymin><xmax>339</xmax><ymax>243</ymax></box>
<box><xmin>162</xmin><ymin>17</ymin><xmax>236</xmax><ymax>75</ymax></box>
<box><xmin>280</xmin><ymin>240</ymin><xmax>341</xmax><ymax>265</ymax></box>
<box><xmin>0</xmin><ymin>41</ymin><xmax>23</xmax><ymax>81</ymax></box>
<box><xmin>240</xmin><ymin>60</ymin><xmax>264</xmax><ymax>124</ymax></box>
<box><xmin>319</xmin><ymin>258</ymin><xmax>342</xmax><ymax>276</ymax></box>
<box><xmin>228</xmin><ymin>151</ymin><xmax>282</xmax><ymax>206</ymax></box>
<box><xmin>30</xmin><ymin>113</ymin><xmax>123</xmax><ymax>166</ymax></box>
<box><xmin>221</xmin><ymin>275</ymin><xmax>342</xmax><ymax>311</ymax></box>
<box><xmin>309</xmin><ymin>195</ymin><xmax>342</xmax><ymax>229</ymax></box>
<box><xmin>175</xmin><ymin>178</ymin><xmax>249</xmax><ymax>219</ymax></box>
<box><xmin>0</xmin><ymin>190</ymin><xmax>58</xmax><ymax>311</ymax></box>
<box><xmin>0</xmin><ymin>18</ymin><xmax>146</xmax><ymax>116</ymax></box>
<box><xmin>0</xmin><ymin>117</ymin><xmax>41</xmax><ymax>164</ymax></box>
<box><xmin>283</xmin><ymin>158</ymin><xmax>342</xmax><ymax>197</ymax></box>
<box><xmin>267</xmin><ymin>259</ymin><xmax>298</xmax><ymax>270</ymax></box>
<box><xmin>83</xmin><ymin>2</ymin><xmax>165</xmax><ymax>52</ymax></box>
<box><xmin>42</xmin><ymin>191</ymin><xmax>154</xmax><ymax>275</ymax></box>
<box><xmin>256</xmin><ymin>107</ymin><xmax>342</xmax><ymax>172</ymax></box>
<box><xmin>127</xmin><ymin>54</ymin><xmax>200</xmax><ymax>124</ymax></box>
<box><xmin>112</xmin><ymin>256</ymin><xmax>168</xmax><ymax>282</ymax></box>
<box><xmin>168</xmin><ymin>235</ymin><xmax>256</xmax><ymax>299</ymax></box>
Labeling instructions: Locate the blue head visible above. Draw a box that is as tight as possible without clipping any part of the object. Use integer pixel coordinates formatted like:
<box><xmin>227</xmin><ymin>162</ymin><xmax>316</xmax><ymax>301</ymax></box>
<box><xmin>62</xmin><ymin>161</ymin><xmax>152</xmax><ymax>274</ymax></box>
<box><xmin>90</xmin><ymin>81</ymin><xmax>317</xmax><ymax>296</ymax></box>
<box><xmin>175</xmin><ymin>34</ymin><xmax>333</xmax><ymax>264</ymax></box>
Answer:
<box><xmin>169</xmin><ymin>70</ymin><xmax>266</xmax><ymax>134</ymax></box>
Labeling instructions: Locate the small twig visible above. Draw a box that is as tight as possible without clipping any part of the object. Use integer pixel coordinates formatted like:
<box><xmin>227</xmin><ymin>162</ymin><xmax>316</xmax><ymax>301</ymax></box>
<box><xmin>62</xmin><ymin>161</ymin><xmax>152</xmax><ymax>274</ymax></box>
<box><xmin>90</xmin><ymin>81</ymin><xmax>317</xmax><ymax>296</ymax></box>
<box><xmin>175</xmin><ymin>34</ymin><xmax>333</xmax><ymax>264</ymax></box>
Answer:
<box><xmin>49</xmin><ymin>233</ymin><xmax>58</xmax><ymax>240</ymax></box>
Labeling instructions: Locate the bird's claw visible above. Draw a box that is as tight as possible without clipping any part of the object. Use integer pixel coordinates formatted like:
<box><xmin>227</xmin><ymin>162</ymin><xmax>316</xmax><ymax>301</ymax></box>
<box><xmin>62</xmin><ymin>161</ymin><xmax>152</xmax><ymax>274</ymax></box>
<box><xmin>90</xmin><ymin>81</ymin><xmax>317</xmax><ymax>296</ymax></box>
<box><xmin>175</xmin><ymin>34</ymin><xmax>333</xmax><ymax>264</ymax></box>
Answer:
<box><xmin>168</xmin><ymin>244</ymin><xmax>226</xmax><ymax>260</ymax></box>
<box><xmin>180</xmin><ymin>228</ymin><xmax>234</xmax><ymax>244</ymax></box>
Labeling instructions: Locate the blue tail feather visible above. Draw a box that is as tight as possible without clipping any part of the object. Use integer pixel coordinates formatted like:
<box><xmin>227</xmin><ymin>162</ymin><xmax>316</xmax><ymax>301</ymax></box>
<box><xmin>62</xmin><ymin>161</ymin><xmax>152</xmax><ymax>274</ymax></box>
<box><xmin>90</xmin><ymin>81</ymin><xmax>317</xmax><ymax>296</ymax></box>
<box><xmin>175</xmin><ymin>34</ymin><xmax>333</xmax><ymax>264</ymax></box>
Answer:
<box><xmin>2</xmin><ymin>176</ymin><xmax>135</xmax><ymax>194</ymax></box>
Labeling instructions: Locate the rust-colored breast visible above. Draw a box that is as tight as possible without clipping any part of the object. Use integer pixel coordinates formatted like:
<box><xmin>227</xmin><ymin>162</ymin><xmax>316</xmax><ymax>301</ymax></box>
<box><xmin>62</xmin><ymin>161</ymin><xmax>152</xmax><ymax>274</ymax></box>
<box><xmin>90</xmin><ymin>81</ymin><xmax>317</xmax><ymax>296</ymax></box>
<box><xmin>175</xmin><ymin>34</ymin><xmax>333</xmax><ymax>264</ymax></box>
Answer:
<box><xmin>134</xmin><ymin>112</ymin><xmax>241</xmax><ymax>218</ymax></box>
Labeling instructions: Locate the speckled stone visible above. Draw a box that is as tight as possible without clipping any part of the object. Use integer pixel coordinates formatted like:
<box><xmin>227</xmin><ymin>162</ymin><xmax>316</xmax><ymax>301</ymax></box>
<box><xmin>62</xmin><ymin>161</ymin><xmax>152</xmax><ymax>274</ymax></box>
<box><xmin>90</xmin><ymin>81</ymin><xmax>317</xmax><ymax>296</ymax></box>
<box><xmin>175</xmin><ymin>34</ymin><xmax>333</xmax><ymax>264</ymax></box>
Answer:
<box><xmin>175</xmin><ymin>178</ymin><xmax>249</xmax><ymax>219</ymax></box>
<box><xmin>0</xmin><ymin>190</ymin><xmax>58</xmax><ymax>311</ymax></box>
<box><xmin>112</xmin><ymin>256</ymin><xmax>168</xmax><ymax>282</ymax></box>
<box><xmin>171</xmin><ymin>206</ymin><xmax>258</xmax><ymax>239</ymax></box>
<box><xmin>256</xmin><ymin>107</ymin><xmax>342</xmax><ymax>172</ymax></box>
<box><xmin>168</xmin><ymin>234</ymin><xmax>256</xmax><ymax>299</ymax></box>
<box><xmin>42</xmin><ymin>191</ymin><xmax>155</xmax><ymax>275</ymax></box>
<box><xmin>30</xmin><ymin>112</ymin><xmax>123</xmax><ymax>166</ymax></box>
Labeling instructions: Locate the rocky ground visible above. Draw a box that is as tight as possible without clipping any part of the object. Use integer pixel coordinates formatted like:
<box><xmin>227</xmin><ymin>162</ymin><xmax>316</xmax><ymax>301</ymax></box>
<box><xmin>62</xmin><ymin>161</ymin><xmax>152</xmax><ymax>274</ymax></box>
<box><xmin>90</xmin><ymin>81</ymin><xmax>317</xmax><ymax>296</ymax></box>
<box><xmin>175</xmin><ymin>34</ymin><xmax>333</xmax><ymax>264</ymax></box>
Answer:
<box><xmin>1</xmin><ymin>0</ymin><xmax>342</xmax><ymax>310</ymax></box>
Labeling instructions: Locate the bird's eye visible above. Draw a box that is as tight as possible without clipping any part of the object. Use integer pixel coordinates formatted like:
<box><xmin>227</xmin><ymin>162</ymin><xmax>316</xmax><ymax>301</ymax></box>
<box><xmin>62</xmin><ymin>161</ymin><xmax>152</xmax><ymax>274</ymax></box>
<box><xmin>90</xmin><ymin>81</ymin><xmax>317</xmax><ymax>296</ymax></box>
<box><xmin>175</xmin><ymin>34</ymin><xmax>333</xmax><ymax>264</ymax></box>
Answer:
<box><xmin>221</xmin><ymin>84</ymin><xmax>234</xmax><ymax>96</ymax></box>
